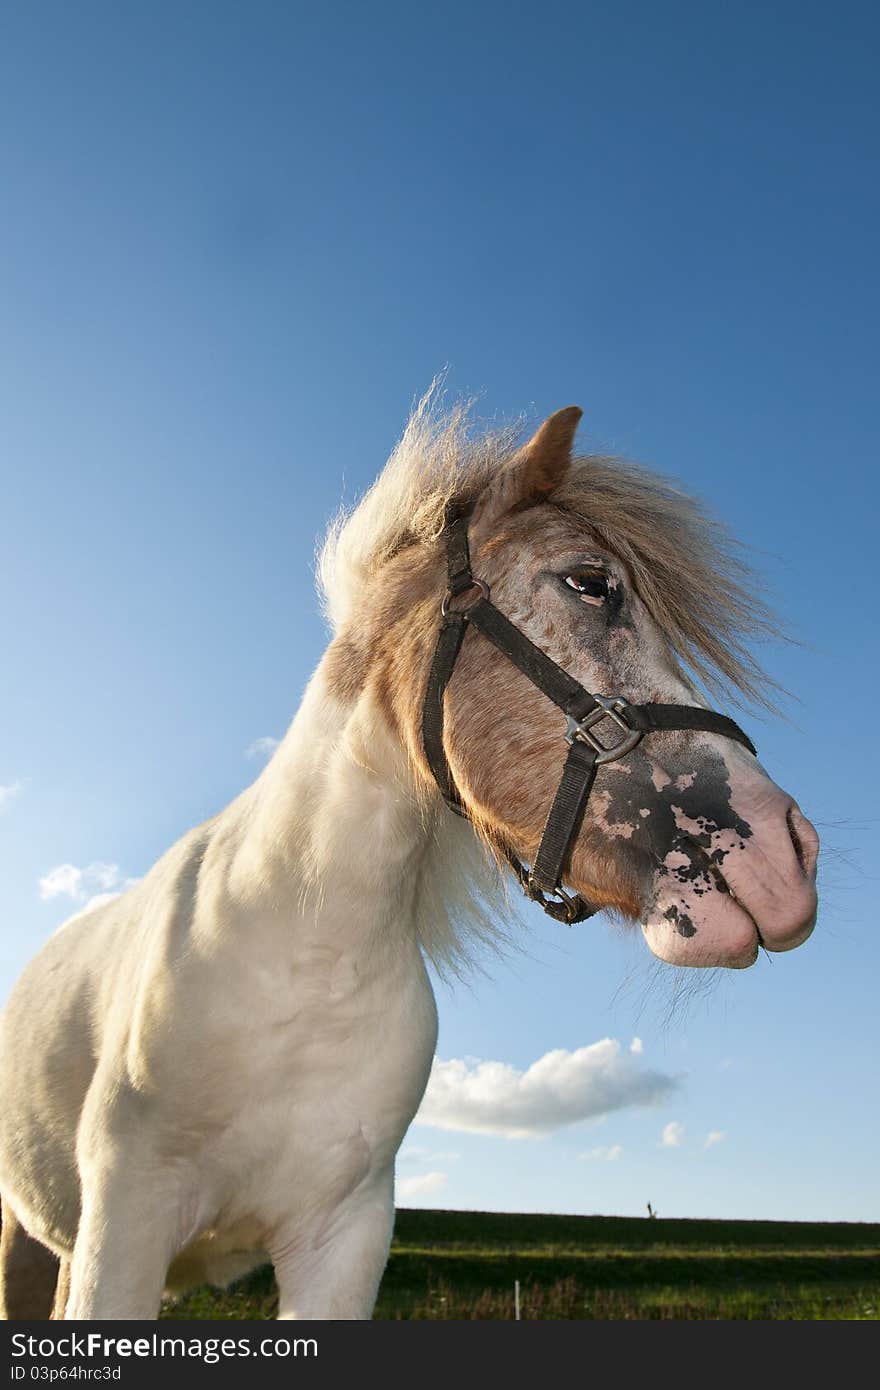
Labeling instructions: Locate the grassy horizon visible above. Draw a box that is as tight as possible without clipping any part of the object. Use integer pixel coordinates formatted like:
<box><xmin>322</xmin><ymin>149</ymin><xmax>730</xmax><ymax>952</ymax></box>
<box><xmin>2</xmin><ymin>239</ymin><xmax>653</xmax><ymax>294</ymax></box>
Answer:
<box><xmin>162</xmin><ymin>1208</ymin><xmax>880</xmax><ymax>1321</ymax></box>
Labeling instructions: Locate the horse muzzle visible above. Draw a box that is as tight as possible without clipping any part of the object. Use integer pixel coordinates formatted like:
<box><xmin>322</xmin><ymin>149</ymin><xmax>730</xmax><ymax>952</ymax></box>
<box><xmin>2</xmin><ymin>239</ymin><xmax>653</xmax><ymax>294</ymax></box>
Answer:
<box><xmin>641</xmin><ymin>795</ymin><xmax>819</xmax><ymax>969</ymax></box>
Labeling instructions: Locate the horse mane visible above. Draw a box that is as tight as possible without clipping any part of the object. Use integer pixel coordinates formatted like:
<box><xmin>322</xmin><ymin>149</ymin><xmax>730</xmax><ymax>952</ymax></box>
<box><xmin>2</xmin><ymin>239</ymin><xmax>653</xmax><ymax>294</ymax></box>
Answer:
<box><xmin>318</xmin><ymin>383</ymin><xmax>780</xmax><ymax>710</ymax></box>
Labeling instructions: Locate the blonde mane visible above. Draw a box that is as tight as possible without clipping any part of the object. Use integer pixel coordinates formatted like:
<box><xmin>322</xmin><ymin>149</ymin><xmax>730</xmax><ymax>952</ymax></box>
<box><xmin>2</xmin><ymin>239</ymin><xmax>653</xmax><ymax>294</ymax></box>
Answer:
<box><xmin>318</xmin><ymin>386</ymin><xmax>780</xmax><ymax>709</ymax></box>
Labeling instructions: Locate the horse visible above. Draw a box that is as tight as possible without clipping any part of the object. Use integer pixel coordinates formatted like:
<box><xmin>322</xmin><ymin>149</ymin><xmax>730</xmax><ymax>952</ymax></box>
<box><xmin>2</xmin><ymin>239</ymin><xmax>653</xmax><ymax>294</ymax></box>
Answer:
<box><xmin>0</xmin><ymin>395</ymin><xmax>819</xmax><ymax>1320</ymax></box>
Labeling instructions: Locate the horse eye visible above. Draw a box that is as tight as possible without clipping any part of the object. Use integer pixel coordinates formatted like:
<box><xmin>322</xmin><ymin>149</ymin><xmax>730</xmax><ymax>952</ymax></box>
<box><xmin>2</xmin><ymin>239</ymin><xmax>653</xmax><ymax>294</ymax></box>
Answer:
<box><xmin>564</xmin><ymin>570</ymin><xmax>610</xmax><ymax>601</ymax></box>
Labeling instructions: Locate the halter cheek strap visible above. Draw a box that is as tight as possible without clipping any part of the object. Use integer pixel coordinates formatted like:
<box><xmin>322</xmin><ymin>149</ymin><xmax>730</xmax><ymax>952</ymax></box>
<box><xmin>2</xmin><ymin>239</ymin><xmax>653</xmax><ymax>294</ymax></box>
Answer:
<box><xmin>422</xmin><ymin>512</ymin><xmax>757</xmax><ymax>925</ymax></box>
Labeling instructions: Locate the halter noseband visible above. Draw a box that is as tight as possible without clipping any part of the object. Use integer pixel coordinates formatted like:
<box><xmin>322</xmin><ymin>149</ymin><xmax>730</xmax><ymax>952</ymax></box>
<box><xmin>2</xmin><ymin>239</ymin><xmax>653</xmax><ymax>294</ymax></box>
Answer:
<box><xmin>422</xmin><ymin>510</ymin><xmax>757</xmax><ymax>925</ymax></box>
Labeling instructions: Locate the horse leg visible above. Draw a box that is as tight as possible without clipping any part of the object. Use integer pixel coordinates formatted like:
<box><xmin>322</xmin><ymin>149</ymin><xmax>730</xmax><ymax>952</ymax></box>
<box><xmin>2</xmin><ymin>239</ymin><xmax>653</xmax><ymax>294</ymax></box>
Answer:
<box><xmin>51</xmin><ymin>1258</ymin><xmax>71</xmax><ymax>1319</ymax></box>
<box><xmin>272</xmin><ymin>1182</ymin><xmax>394</xmax><ymax>1320</ymax></box>
<box><xmin>64</xmin><ymin>1167</ymin><xmax>179</xmax><ymax>1320</ymax></box>
<box><xmin>0</xmin><ymin>1199</ymin><xmax>60</xmax><ymax>1320</ymax></box>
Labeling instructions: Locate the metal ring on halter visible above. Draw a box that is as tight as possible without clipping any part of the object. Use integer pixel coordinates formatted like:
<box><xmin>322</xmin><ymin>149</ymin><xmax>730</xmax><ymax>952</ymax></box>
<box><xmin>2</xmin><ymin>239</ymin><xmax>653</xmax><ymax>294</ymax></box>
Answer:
<box><xmin>565</xmin><ymin>695</ymin><xmax>643</xmax><ymax>765</ymax></box>
<box><xmin>441</xmin><ymin>578</ymin><xmax>490</xmax><ymax>617</ymax></box>
<box><xmin>525</xmin><ymin>876</ymin><xmax>584</xmax><ymax>925</ymax></box>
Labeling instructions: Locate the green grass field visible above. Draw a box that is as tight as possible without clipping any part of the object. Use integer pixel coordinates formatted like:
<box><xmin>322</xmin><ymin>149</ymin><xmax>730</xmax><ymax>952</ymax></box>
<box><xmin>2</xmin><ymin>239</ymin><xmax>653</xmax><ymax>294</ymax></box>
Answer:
<box><xmin>161</xmin><ymin>1209</ymin><xmax>880</xmax><ymax>1320</ymax></box>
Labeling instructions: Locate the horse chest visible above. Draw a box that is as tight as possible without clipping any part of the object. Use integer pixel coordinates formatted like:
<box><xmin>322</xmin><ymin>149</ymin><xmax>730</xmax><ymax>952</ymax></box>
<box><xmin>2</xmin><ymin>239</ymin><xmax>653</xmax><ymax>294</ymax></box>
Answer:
<box><xmin>235</xmin><ymin>960</ymin><xmax>435</xmax><ymax>1112</ymax></box>
<box><xmin>165</xmin><ymin>937</ymin><xmax>438</xmax><ymax>1246</ymax></box>
<box><xmin>168</xmin><ymin>927</ymin><xmax>438</xmax><ymax>1163</ymax></box>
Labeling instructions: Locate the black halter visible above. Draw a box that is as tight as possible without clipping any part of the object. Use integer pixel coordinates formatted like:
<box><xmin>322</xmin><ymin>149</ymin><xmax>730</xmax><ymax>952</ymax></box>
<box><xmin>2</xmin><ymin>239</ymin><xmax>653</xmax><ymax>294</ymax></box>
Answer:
<box><xmin>421</xmin><ymin>510</ymin><xmax>757</xmax><ymax>924</ymax></box>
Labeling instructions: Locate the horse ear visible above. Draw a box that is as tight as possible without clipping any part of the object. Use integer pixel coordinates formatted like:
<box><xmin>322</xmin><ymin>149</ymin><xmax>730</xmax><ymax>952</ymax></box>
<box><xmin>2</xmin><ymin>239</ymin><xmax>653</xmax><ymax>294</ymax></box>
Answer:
<box><xmin>470</xmin><ymin>406</ymin><xmax>583</xmax><ymax>539</ymax></box>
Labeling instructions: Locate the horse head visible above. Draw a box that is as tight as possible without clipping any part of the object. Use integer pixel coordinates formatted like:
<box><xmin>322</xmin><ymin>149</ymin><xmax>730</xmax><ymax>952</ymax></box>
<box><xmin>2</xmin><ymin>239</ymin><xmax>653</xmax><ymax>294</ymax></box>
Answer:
<box><xmin>322</xmin><ymin>399</ymin><xmax>819</xmax><ymax>969</ymax></box>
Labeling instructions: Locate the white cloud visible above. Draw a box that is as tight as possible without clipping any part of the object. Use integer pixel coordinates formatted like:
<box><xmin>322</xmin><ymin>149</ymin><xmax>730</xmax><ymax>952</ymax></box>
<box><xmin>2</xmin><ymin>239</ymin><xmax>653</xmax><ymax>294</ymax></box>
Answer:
<box><xmin>398</xmin><ymin>1147</ymin><xmax>460</xmax><ymax>1167</ymax></box>
<box><xmin>0</xmin><ymin>780</ymin><xmax>24</xmax><ymax>811</ymax></box>
<box><xmin>581</xmin><ymin>1145</ymin><xmax>623</xmax><ymax>1161</ymax></box>
<box><xmin>40</xmin><ymin>864</ymin><xmax>85</xmax><ymax>900</ymax></box>
<box><xmin>630</xmin><ymin>1037</ymin><xmax>643</xmax><ymax>1054</ymax></box>
<box><xmin>413</xmin><ymin>1040</ymin><xmax>678</xmax><ymax>1140</ymax></box>
<box><xmin>39</xmin><ymin>861</ymin><xmax>121</xmax><ymax>902</ymax></box>
<box><xmin>245</xmin><ymin>736</ymin><xmax>280</xmax><ymax>760</ymax></box>
<box><xmin>396</xmin><ymin>1171</ymin><xmax>448</xmax><ymax>1201</ymax></box>
<box><xmin>39</xmin><ymin>863</ymin><xmax>140</xmax><ymax>921</ymax></box>
<box><xmin>704</xmin><ymin>1130</ymin><xmax>726</xmax><ymax>1149</ymax></box>
<box><xmin>661</xmin><ymin>1121</ymin><xmax>685</xmax><ymax>1148</ymax></box>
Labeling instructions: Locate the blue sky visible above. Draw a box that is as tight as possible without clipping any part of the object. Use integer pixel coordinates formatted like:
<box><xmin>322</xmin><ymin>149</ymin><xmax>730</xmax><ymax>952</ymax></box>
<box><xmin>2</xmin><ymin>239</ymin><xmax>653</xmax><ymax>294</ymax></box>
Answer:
<box><xmin>1</xmin><ymin>2</ymin><xmax>878</xmax><ymax>1223</ymax></box>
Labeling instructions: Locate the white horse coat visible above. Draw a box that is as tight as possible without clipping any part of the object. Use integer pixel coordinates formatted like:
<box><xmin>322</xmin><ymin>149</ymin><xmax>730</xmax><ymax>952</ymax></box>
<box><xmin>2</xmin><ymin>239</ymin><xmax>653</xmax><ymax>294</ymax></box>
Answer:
<box><xmin>1</xmin><ymin>677</ymin><xmax>442</xmax><ymax>1318</ymax></box>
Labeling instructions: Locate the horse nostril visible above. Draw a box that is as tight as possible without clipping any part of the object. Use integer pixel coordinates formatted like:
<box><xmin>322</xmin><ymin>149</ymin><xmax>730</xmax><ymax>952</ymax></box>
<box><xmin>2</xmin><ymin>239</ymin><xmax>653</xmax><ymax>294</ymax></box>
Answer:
<box><xmin>787</xmin><ymin>805</ymin><xmax>819</xmax><ymax>878</ymax></box>
<box><xmin>786</xmin><ymin>807</ymin><xmax>805</xmax><ymax>871</ymax></box>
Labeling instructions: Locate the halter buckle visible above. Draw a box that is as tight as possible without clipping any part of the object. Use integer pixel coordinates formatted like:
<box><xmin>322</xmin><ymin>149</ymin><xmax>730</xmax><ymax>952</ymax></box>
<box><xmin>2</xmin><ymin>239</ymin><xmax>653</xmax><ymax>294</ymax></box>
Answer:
<box><xmin>565</xmin><ymin>696</ymin><xmax>643</xmax><ymax>765</ymax></box>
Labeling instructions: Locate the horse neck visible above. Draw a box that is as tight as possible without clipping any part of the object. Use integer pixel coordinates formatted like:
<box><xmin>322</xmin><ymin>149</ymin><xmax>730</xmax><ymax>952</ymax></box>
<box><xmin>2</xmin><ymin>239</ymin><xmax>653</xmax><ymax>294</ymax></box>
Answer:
<box><xmin>228</xmin><ymin>655</ymin><xmax>436</xmax><ymax>940</ymax></box>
